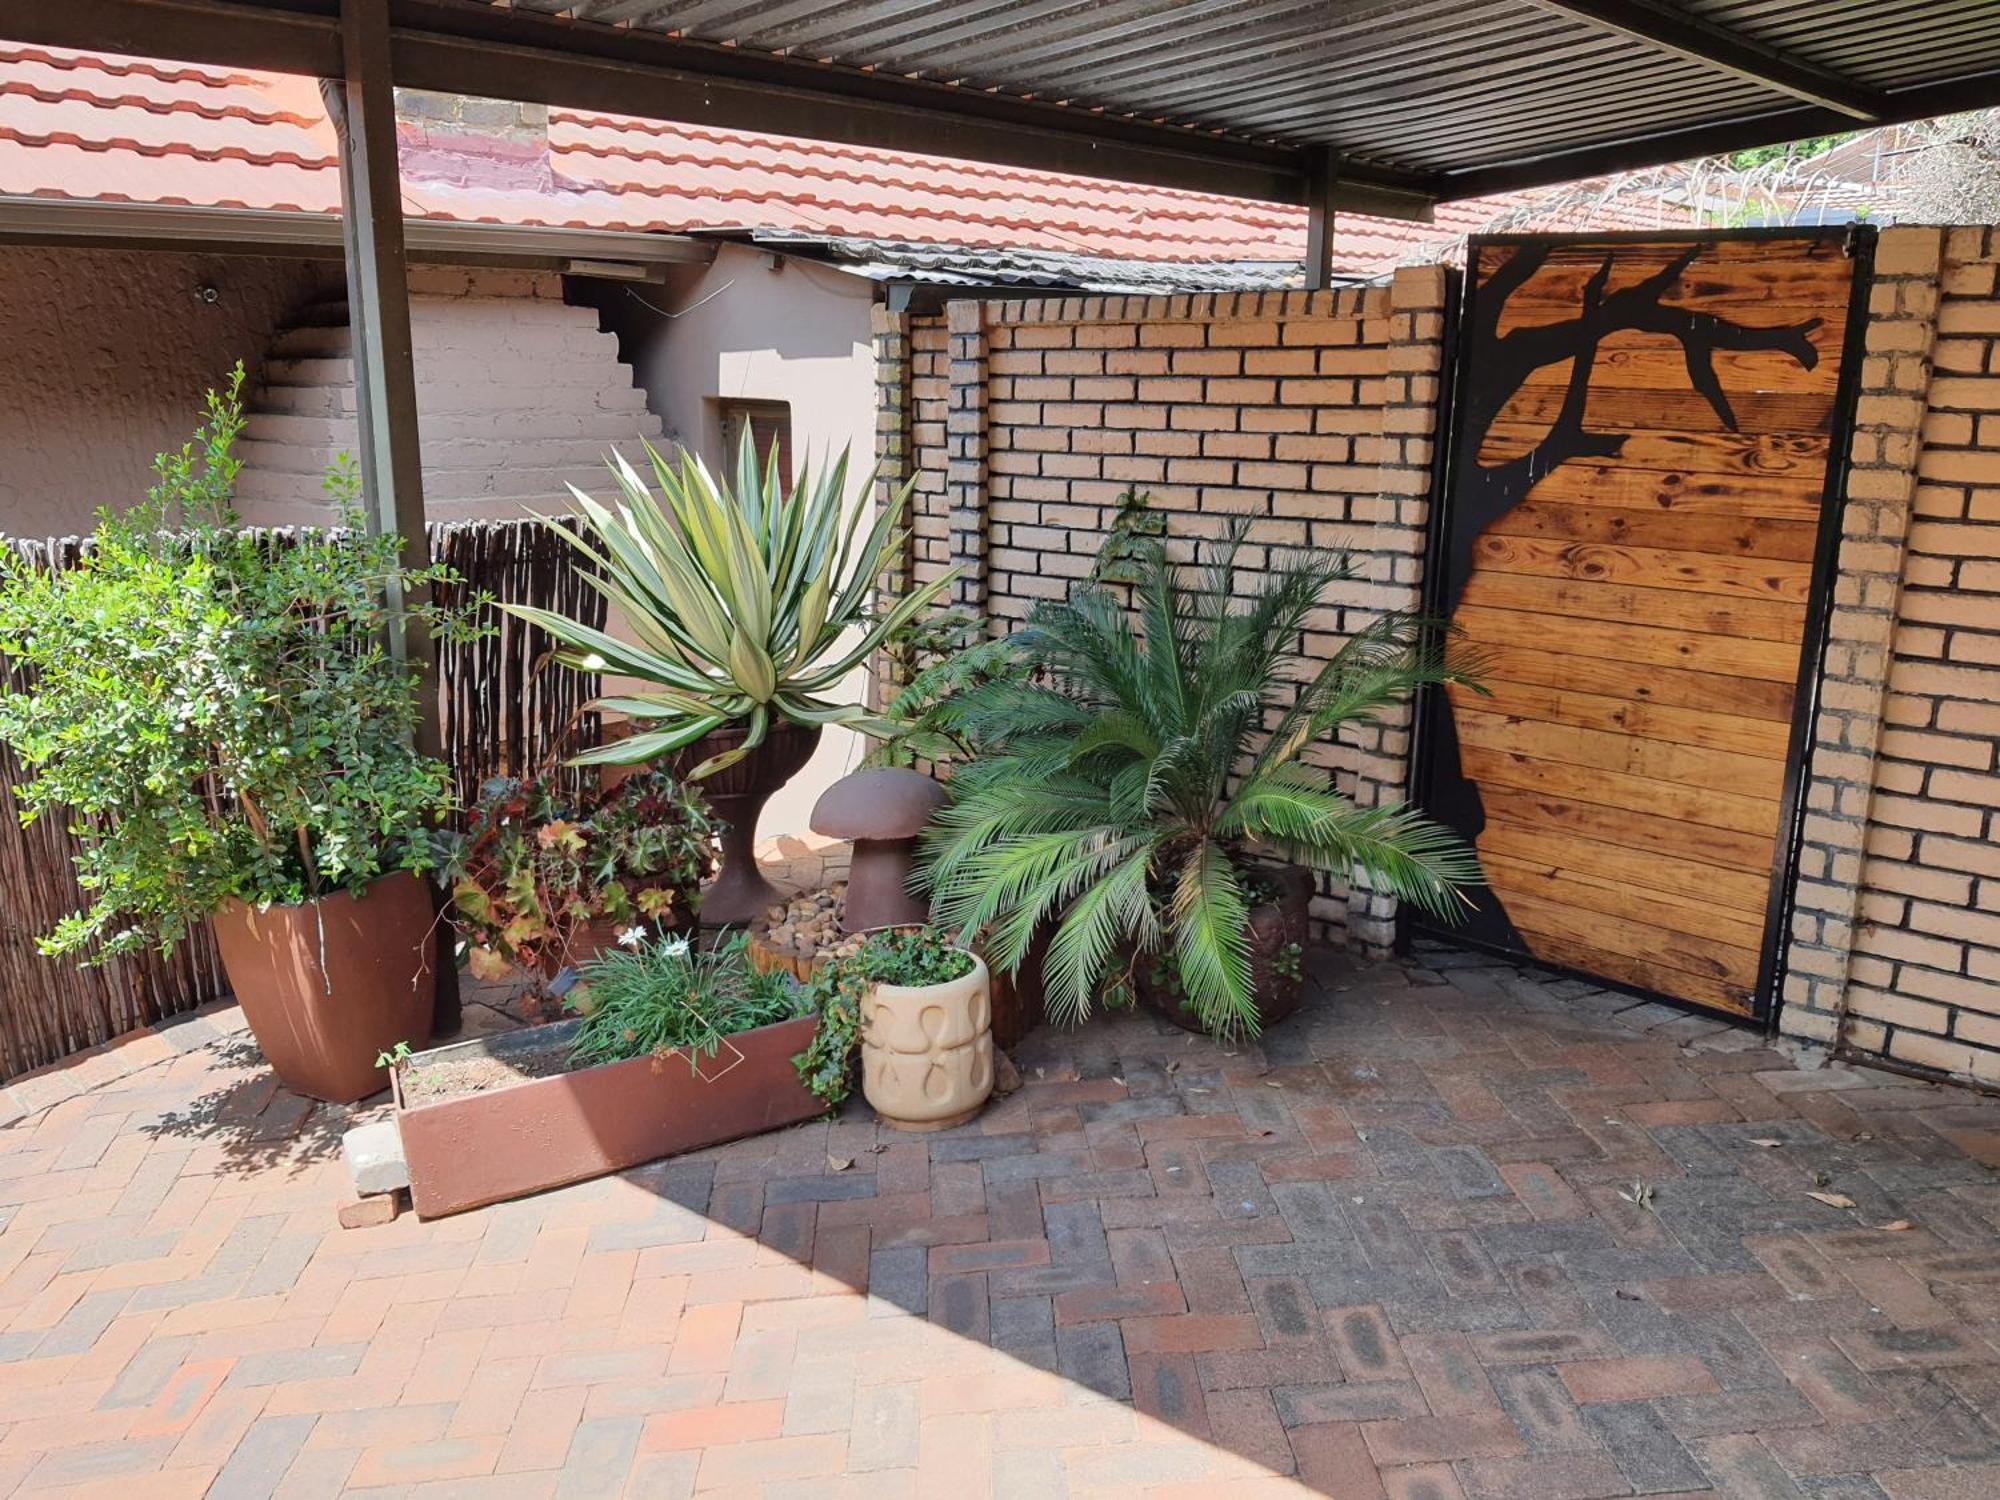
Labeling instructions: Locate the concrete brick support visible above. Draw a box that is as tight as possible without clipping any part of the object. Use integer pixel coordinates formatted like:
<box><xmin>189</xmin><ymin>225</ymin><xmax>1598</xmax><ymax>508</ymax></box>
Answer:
<box><xmin>869</xmin><ymin>304</ymin><xmax>914</xmax><ymax>707</ymax></box>
<box><xmin>945</xmin><ymin>299</ymin><xmax>990</xmax><ymax>615</ymax></box>
<box><xmin>1782</xmin><ymin>226</ymin><xmax>2000</xmax><ymax>1088</ymax></box>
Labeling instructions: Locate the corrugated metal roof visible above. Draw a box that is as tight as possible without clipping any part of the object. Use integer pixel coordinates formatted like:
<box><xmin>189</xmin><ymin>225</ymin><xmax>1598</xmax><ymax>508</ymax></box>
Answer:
<box><xmin>0</xmin><ymin>44</ymin><xmax>1689</xmax><ymax>278</ymax></box>
<box><xmin>8</xmin><ymin>2</ymin><xmax>1996</xmax><ymax>212</ymax></box>
<box><xmin>525</xmin><ymin>0</ymin><xmax>2000</xmax><ymax>191</ymax></box>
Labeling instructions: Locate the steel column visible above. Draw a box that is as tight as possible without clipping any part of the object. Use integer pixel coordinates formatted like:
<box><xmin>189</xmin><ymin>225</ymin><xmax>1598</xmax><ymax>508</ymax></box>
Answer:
<box><xmin>330</xmin><ymin>0</ymin><xmax>458</xmax><ymax>1035</ymax></box>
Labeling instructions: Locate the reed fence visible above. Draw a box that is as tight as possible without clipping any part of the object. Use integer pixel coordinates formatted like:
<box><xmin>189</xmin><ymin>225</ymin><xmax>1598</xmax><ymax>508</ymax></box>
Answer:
<box><xmin>0</xmin><ymin>517</ymin><xmax>603</xmax><ymax>1082</ymax></box>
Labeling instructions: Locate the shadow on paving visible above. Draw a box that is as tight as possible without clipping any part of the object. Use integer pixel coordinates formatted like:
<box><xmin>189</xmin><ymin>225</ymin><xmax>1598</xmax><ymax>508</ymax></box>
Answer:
<box><xmin>446</xmin><ymin>941</ymin><xmax>2000</xmax><ymax>1494</ymax></box>
<box><xmin>104</xmin><ymin>940</ymin><xmax>2000</xmax><ymax>1494</ymax></box>
<box><xmin>138</xmin><ymin>1035</ymin><xmax>356</xmax><ymax>1176</ymax></box>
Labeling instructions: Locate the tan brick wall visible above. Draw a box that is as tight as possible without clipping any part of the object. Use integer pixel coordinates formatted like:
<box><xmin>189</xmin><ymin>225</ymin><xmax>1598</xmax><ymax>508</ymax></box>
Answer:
<box><xmin>895</xmin><ymin>272</ymin><xmax>1450</xmax><ymax>951</ymax></box>
<box><xmin>1784</xmin><ymin>226</ymin><xmax>2000</xmax><ymax>1086</ymax></box>
<box><xmin>234</xmin><ymin>268</ymin><xmax>660</xmax><ymax>525</ymax></box>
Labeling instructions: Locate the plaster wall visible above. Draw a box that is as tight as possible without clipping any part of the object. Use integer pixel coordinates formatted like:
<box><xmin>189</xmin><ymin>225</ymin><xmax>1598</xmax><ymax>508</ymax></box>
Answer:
<box><xmin>581</xmin><ymin>242</ymin><xmax>882</xmax><ymax>846</ymax></box>
<box><xmin>0</xmin><ymin>247</ymin><xmax>335</xmax><ymax>534</ymax></box>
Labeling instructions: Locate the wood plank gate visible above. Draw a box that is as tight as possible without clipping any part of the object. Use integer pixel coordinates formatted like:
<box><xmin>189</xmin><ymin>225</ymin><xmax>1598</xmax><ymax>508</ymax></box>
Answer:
<box><xmin>1414</xmin><ymin>229</ymin><xmax>1872</xmax><ymax>1018</ymax></box>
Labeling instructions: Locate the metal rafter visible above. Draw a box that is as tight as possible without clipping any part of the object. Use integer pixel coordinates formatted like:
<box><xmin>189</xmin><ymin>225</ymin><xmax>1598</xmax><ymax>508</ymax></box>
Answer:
<box><xmin>1522</xmin><ymin>0</ymin><xmax>1887</xmax><ymax>118</ymax></box>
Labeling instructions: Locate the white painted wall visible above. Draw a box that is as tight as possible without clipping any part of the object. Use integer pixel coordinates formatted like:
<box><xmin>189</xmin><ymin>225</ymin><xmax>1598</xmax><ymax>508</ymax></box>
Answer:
<box><xmin>580</xmin><ymin>243</ymin><xmax>881</xmax><ymax>847</ymax></box>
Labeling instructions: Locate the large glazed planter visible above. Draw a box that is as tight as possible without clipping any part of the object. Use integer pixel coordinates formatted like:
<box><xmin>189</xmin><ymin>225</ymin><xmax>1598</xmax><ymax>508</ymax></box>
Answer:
<box><xmin>1138</xmin><ymin>863</ymin><xmax>1314</xmax><ymax>1037</ymax></box>
<box><xmin>860</xmin><ymin>952</ymin><xmax>994</xmax><ymax>1131</ymax></box>
<box><xmin>393</xmin><ymin>1013</ymin><xmax>822</xmax><ymax>1218</ymax></box>
<box><xmin>678</xmin><ymin>720</ymin><xmax>822</xmax><ymax>928</ymax></box>
<box><xmin>211</xmin><ymin>871</ymin><xmax>436</xmax><ymax>1105</ymax></box>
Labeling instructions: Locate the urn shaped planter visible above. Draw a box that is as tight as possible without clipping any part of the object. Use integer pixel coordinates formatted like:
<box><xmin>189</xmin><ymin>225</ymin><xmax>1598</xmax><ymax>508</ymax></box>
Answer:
<box><xmin>679</xmin><ymin>720</ymin><xmax>822</xmax><ymax>928</ymax></box>
<box><xmin>860</xmin><ymin>952</ymin><xmax>994</xmax><ymax>1131</ymax></box>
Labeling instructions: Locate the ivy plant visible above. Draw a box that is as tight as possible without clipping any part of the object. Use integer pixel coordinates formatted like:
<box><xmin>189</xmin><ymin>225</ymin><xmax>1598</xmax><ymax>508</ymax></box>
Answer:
<box><xmin>791</xmin><ymin>928</ymin><xmax>976</xmax><ymax>1109</ymax></box>
<box><xmin>0</xmin><ymin>368</ymin><xmax>487</xmax><ymax>962</ymax></box>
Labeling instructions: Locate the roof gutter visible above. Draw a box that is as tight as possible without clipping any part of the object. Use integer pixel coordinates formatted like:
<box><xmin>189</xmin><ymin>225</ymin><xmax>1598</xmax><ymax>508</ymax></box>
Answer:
<box><xmin>0</xmin><ymin>196</ymin><xmax>716</xmax><ymax>274</ymax></box>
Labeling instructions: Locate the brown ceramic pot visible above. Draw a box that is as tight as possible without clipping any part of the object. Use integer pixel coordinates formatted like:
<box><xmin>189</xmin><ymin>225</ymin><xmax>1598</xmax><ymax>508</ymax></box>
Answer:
<box><xmin>1137</xmin><ymin>863</ymin><xmax>1313</xmax><ymax>1037</ymax></box>
<box><xmin>678</xmin><ymin>719</ymin><xmax>822</xmax><ymax>928</ymax></box>
<box><xmin>211</xmin><ymin>871</ymin><xmax>438</xmax><ymax>1104</ymax></box>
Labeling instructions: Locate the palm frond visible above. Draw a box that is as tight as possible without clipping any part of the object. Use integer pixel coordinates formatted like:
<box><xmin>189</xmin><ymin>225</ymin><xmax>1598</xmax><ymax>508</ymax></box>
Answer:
<box><xmin>1170</xmin><ymin>841</ymin><xmax>1255</xmax><ymax>1037</ymax></box>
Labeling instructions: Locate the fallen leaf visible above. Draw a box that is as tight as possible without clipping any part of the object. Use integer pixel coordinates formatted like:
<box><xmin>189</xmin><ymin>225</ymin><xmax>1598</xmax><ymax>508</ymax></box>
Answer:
<box><xmin>1807</xmin><ymin>1191</ymin><xmax>1856</xmax><ymax>1209</ymax></box>
<box><xmin>1750</xmin><ymin>1138</ymin><xmax>1784</xmax><ymax>1148</ymax></box>
<box><xmin>1874</xmin><ymin>1219</ymin><xmax>1913</xmax><ymax>1232</ymax></box>
<box><xmin>1112</xmin><ymin>1076</ymin><xmax>1126</xmax><ymax>1087</ymax></box>
<box><xmin>827</xmin><ymin>1154</ymin><xmax>853</xmax><ymax>1172</ymax></box>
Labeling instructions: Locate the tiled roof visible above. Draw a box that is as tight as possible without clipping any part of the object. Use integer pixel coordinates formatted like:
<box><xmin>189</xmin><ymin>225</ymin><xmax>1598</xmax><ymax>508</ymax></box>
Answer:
<box><xmin>0</xmin><ymin>44</ymin><xmax>1687</xmax><ymax>280</ymax></box>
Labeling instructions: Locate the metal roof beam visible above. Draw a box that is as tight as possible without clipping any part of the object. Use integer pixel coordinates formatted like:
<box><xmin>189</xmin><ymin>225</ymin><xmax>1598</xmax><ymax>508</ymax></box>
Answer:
<box><xmin>1445</xmin><ymin>67</ymin><xmax>2000</xmax><ymax>199</ymax></box>
<box><xmin>1523</xmin><ymin>0</ymin><xmax>1888</xmax><ymax>120</ymax></box>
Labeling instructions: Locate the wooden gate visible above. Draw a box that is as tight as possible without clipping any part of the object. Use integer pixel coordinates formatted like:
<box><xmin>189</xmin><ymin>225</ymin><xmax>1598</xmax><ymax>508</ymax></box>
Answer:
<box><xmin>1415</xmin><ymin>229</ymin><xmax>1871</xmax><ymax>1017</ymax></box>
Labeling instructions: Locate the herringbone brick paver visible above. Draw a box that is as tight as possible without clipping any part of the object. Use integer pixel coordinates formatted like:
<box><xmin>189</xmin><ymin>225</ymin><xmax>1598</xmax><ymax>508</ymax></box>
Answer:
<box><xmin>0</xmin><ymin>943</ymin><xmax>1998</xmax><ymax>1494</ymax></box>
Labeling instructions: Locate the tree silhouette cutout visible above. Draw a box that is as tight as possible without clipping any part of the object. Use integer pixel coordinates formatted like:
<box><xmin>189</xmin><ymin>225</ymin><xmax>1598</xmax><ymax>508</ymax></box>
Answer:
<box><xmin>1430</xmin><ymin>239</ymin><xmax>1829</xmax><ymax>954</ymax></box>
<box><xmin>1444</xmin><ymin>242</ymin><xmax>1823</xmax><ymax>617</ymax></box>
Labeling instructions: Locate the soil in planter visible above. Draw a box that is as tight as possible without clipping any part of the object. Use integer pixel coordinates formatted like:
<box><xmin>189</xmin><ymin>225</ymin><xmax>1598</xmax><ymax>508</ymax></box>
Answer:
<box><xmin>397</xmin><ymin>1027</ymin><xmax>583</xmax><ymax>1106</ymax></box>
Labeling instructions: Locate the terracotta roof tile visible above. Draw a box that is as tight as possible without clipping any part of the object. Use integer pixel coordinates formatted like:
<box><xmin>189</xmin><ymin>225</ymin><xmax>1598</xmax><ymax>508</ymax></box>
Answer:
<box><xmin>0</xmin><ymin>44</ymin><xmax>1687</xmax><ymax>276</ymax></box>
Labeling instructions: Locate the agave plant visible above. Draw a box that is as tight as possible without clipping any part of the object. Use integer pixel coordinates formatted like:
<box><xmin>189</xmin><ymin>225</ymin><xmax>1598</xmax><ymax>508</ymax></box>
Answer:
<box><xmin>922</xmin><ymin>523</ymin><xmax>1485</xmax><ymax>1038</ymax></box>
<box><xmin>505</xmin><ymin>432</ymin><xmax>955</xmax><ymax>777</ymax></box>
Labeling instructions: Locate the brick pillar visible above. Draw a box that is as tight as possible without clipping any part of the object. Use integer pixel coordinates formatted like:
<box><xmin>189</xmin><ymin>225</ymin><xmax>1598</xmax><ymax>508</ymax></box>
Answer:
<box><xmin>1778</xmin><ymin>226</ymin><xmax>1942</xmax><ymax>1052</ymax></box>
<box><xmin>1342</xmin><ymin>264</ymin><xmax>1452</xmax><ymax>956</ymax></box>
<box><xmin>869</xmin><ymin>303</ymin><xmax>914</xmax><ymax>708</ymax></box>
<box><xmin>945</xmin><ymin>298</ymin><xmax>990</xmax><ymax>615</ymax></box>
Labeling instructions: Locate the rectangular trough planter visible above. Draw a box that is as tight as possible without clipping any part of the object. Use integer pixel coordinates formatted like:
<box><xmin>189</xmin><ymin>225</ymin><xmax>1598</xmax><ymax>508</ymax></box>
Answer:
<box><xmin>393</xmin><ymin>1014</ymin><xmax>824</xmax><ymax>1218</ymax></box>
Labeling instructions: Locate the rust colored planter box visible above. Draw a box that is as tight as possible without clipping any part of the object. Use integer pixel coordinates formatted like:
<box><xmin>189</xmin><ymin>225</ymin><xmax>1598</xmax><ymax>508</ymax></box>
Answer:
<box><xmin>393</xmin><ymin>1014</ymin><xmax>823</xmax><ymax>1218</ymax></box>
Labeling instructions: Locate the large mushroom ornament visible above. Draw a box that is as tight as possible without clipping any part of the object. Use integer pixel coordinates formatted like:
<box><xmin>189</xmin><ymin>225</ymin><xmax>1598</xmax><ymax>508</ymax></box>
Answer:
<box><xmin>809</xmin><ymin>768</ymin><xmax>946</xmax><ymax>932</ymax></box>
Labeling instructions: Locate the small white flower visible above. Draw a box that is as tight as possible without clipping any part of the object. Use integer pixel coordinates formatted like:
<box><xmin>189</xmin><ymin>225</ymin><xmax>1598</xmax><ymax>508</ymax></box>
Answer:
<box><xmin>616</xmin><ymin>926</ymin><xmax>647</xmax><ymax>949</ymax></box>
<box><xmin>661</xmin><ymin>936</ymin><xmax>691</xmax><ymax>958</ymax></box>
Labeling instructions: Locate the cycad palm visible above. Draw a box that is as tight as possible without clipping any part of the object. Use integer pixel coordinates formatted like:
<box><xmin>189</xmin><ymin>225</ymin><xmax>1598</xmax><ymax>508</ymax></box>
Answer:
<box><xmin>922</xmin><ymin>524</ymin><xmax>1484</xmax><ymax>1039</ymax></box>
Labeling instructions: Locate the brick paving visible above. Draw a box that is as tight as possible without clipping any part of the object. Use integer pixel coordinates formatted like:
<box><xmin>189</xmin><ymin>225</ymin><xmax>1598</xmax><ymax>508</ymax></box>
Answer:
<box><xmin>2</xmin><ymin>944</ymin><xmax>2000</xmax><ymax>1496</ymax></box>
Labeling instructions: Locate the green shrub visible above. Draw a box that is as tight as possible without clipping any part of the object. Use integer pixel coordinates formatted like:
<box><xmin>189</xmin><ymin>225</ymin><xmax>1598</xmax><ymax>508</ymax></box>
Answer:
<box><xmin>438</xmin><ymin>770</ymin><xmax>714</xmax><ymax>979</ymax></box>
<box><xmin>566</xmin><ymin>934</ymin><xmax>804</xmax><ymax>1070</ymax></box>
<box><xmin>920</xmin><ymin>521</ymin><xmax>1484</xmax><ymax>1039</ymax></box>
<box><xmin>0</xmin><ymin>368</ymin><xmax>483</xmax><ymax>961</ymax></box>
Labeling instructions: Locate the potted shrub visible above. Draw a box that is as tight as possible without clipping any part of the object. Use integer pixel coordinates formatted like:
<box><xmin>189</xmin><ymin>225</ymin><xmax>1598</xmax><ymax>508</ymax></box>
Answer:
<box><xmin>504</xmin><ymin>432</ymin><xmax>957</xmax><ymax>925</ymax></box>
<box><xmin>0</xmin><ymin>372</ymin><xmax>481</xmax><ymax>1103</ymax></box>
<box><xmin>438</xmin><ymin>768</ymin><xmax>714</xmax><ymax>983</ymax></box>
<box><xmin>920</xmin><ymin>521</ymin><xmax>1486</xmax><ymax>1042</ymax></box>
<box><xmin>393</xmin><ymin>934</ymin><xmax>822</xmax><ymax>1217</ymax></box>
<box><xmin>793</xmin><ymin>928</ymin><xmax>991</xmax><ymax>1131</ymax></box>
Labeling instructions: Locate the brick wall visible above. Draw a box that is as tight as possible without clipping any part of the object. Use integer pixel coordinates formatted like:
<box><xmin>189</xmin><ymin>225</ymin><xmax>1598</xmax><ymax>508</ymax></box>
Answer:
<box><xmin>1783</xmin><ymin>226</ymin><xmax>2000</xmax><ymax>1086</ymax></box>
<box><xmin>235</xmin><ymin>267</ymin><xmax>659</xmax><ymax>525</ymax></box>
<box><xmin>893</xmin><ymin>270</ymin><xmax>1450</xmax><ymax>950</ymax></box>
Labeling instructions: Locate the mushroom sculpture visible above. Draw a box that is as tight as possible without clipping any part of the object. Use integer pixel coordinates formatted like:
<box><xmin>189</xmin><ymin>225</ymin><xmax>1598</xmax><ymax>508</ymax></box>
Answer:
<box><xmin>809</xmin><ymin>768</ymin><xmax>946</xmax><ymax>932</ymax></box>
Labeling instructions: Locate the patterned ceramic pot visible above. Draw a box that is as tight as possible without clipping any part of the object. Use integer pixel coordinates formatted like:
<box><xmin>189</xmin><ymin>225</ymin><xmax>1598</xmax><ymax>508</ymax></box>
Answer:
<box><xmin>859</xmin><ymin>952</ymin><xmax>994</xmax><ymax>1131</ymax></box>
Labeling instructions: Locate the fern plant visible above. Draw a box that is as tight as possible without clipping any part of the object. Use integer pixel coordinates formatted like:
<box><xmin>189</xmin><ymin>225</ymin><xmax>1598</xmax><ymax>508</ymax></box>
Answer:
<box><xmin>920</xmin><ymin>522</ymin><xmax>1484</xmax><ymax>1039</ymax></box>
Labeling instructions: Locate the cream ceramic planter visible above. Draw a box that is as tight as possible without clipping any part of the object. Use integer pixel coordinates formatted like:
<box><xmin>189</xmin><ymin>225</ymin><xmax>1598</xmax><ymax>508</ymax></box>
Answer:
<box><xmin>860</xmin><ymin>952</ymin><xmax>994</xmax><ymax>1131</ymax></box>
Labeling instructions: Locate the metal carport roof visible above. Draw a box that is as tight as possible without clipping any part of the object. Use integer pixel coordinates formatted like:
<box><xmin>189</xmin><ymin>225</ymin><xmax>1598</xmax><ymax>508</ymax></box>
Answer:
<box><xmin>10</xmin><ymin>0</ymin><xmax>2000</xmax><ymax>222</ymax></box>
